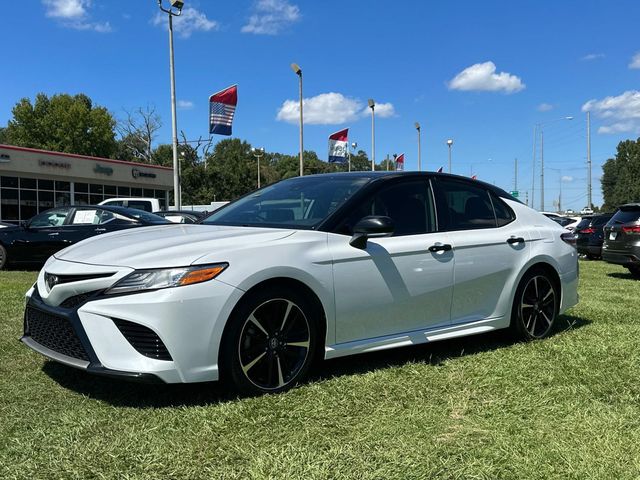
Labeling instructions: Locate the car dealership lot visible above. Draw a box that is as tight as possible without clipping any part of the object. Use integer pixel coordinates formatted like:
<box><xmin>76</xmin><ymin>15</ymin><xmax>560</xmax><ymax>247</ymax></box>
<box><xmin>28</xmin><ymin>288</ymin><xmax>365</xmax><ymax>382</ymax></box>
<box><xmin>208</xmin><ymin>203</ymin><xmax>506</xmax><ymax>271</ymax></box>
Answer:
<box><xmin>1</xmin><ymin>261</ymin><xmax>640</xmax><ymax>479</ymax></box>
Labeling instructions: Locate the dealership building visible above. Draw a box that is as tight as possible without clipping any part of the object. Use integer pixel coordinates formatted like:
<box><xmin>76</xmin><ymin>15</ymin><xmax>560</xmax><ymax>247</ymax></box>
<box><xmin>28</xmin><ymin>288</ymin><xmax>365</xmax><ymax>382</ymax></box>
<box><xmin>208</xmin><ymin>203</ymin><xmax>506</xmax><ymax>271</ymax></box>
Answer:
<box><xmin>0</xmin><ymin>144</ymin><xmax>174</xmax><ymax>223</ymax></box>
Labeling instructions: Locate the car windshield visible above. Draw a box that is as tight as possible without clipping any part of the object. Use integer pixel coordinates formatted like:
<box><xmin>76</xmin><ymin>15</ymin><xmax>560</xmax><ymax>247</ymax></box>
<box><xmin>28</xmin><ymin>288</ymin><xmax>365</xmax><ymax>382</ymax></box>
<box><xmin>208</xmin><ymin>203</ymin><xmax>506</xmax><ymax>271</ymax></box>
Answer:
<box><xmin>107</xmin><ymin>207</ymin><xmax>170</xmax><ymax>224</ymax></box>
<box><xmin>202</xmin><ymin>175</ymin><xmax>371</xmax><ymax>229</ymax></box>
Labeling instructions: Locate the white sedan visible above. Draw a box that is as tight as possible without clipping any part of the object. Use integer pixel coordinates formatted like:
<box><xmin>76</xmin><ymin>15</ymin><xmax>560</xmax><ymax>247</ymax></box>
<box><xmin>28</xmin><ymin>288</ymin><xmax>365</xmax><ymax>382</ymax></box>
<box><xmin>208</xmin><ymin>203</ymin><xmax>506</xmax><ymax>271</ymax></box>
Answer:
<box><xmin>21</xmin><ymin>172</ymin><xmax>579</xmax><ymax>395</ymax></box>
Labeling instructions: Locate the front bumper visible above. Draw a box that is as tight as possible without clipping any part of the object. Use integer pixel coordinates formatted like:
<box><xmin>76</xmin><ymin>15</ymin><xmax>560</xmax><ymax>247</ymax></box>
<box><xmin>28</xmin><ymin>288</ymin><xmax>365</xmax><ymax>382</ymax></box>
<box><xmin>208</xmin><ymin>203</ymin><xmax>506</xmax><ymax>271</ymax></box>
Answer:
<box><xmin>21</xmin><ymin>274</ymin><xmax>244</xmax><ymax>384</ymax></box>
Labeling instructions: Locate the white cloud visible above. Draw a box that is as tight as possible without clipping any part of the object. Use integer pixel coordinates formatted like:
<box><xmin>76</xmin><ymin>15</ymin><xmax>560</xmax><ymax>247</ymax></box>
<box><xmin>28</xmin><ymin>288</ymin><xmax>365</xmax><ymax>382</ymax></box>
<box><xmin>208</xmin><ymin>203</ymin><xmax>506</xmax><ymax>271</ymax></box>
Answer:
<box><xmin>448</xmin><ymin>61</ymin><xmax>525</xmax><ymax>94</ymax></box>
<box><xmin>276</xmin><ymin>93</ymin><xmax>395</xmax><ymax>125</ymax></box>
<box><xmin>581</xmin><ymin>53</ymin><xmax>605</xmax><ymax>61</ymax></box>
<box><xmin>152</xmin><ymin>7</ymin><xmax>218</xmax><ymax>38</ymax></box>
<box><xmin>242</xmin><ymin>0</ymin><xmax>301</xmax><ymax>35</ymax></box>
<box><xmin>582</xmin><ymin>90</ymin><xmax>640</xmax><ymax>134</ymax></box>
<box><xmin>177</xmin><ymin>100</ymin><xmax>194</xmax><ymax>110</ymax></box>
<box><xmin>629</xmin><ymin>52</ymin><xmax>640</xmax><ymax>69</ymax></box>
<box><xmin>561</xmin><ymin>175</ymin><xmax>574</xmax><ymax>182</ymax></box>
<box><xmin>537</xmin><ymin>103</ymin><xmax>554</xmax><ymax>112</ymax></box>
<box><xmin>42</xmin><ymin>0</ymin><xmax>111</xmax><ymax>32</ymax></box>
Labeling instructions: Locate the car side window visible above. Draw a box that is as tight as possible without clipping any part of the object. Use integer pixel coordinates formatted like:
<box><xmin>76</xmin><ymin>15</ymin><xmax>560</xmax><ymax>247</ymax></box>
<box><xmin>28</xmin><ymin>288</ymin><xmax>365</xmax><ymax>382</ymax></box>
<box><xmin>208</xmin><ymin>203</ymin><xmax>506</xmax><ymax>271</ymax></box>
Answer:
<box><xmin>434</xmin><ymin>178</ymin><xmax>497</xmax><ymax>231</ymax></box>
<box><xmin>127</xmin><ymin>201</ymin><xmax>152</xmax><ymax>212</ymax></box>
<box><xmin>338</xmin><ymin>180</ymin><xmax>436</xmax><ymax>236</ymax></box>
<box><xmin>490</xmin><ymin>193</ymin><xmax>515</xmax><ymax>227</ymax></box>
<box><xmin>28</xmin><ymin>209</ymin><xmax>69</xmax><ymax>228</ymax></box>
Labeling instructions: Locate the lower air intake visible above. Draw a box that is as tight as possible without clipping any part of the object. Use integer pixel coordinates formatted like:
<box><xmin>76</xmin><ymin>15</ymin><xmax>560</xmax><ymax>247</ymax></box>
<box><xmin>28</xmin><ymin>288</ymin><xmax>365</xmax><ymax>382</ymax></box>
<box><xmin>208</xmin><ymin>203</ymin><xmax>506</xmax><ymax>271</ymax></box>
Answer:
<box><xmin>112</xmin><ymin>318</ymin><xmax>172</xmax><ymax>361</ymax></box>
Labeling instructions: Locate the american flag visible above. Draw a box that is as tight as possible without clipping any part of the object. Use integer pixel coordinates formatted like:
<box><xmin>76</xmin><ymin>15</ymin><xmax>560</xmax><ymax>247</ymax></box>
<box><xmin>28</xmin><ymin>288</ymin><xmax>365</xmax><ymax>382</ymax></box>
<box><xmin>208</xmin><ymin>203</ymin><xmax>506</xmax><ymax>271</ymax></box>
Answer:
<box><xmin>209</xmin><ymin>85</ymin><xmax>238</xmax><ymax>136</ymax></box>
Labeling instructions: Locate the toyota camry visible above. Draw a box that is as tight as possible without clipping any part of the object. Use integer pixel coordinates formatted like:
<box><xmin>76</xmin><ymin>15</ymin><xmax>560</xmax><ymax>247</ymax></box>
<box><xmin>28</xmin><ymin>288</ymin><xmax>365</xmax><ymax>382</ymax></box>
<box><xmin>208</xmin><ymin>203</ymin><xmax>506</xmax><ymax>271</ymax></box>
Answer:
<box><xmin>21</xmin><ymin>172</ymin><xmax>579</xmax><ymax>395</ymax></box>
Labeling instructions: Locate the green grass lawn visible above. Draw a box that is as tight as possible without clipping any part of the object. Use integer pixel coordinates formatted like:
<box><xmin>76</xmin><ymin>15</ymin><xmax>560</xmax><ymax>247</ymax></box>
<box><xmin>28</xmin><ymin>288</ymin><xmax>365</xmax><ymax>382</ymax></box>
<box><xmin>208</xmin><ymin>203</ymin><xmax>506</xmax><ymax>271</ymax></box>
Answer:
<box><xmin>1</xmin><ymin>261</ymin><xmax>639</xmax><ymax>479</ymax></box>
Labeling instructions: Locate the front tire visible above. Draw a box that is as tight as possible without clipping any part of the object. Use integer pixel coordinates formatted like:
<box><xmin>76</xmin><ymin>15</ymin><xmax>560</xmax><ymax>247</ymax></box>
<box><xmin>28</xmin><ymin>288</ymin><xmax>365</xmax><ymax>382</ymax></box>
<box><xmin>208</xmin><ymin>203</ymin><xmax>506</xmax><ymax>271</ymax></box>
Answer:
<box><xmin>628</xmin><ymin>265</ymin><xmax>640</xmax><ymax>279</ymax></box>
<box><xmin>220</xmin><ymin>285</ymin><xmax>319</xmax><ymax>395</ymax></box>
<box><xmin>0</xmin><ymin>244</ymin><xmax>7</xmax><ymax>270</ymax></box>
<box><xmin>510</xmin><ymin>268</ymin><xmax>559</xmax><ymax>340</ymax></box>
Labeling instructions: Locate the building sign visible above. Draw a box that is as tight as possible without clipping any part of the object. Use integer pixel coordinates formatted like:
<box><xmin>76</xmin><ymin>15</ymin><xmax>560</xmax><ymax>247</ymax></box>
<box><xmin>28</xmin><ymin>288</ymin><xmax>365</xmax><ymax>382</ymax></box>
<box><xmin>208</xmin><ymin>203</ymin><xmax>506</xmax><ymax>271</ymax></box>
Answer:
<box><xmin>39</xmin><ymin>159</ymin><xmax>71</xmax><ymax>169</ymax></box>
<box><xmin>0</xmin><ymin>153</ymin><xmax>10</xmax><ymax>163</ymax></box>
<box><xmin>94</xmin><ymin>164</ymin><xmax>114</xmax><ymax>176</ymax></box>
<box><xmin>132</xmin><ymin>168</ymin><xmax>157</xmax><ymax>179</ymax></box>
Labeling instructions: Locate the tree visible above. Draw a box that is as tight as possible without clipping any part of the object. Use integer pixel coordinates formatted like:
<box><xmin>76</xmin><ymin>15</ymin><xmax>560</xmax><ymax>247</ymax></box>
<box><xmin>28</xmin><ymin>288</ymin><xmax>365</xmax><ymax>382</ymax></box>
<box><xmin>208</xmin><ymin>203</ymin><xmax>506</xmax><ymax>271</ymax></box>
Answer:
<box><xmin>206</xmin><ymin>139</ymin><xmax>258</xmax><ymax>201</ymax></box>
<box><xmin>601</xmin><ymin>138</ymin><xmax>640</xmax><ymax>210</ymax></box>
<box><xmin>0</xmin><ymin>127</ymin><xmax>7</xmax><ymax>144</ymax></box>
<box><xmin>116</xmin><ymin>106</ymin><xmax>162</xmax><ymax>163</ymax></box>
<box><xmin>4</xmin><ymin>93</ymin><xmax>117</xmax><ymax>158</ymax></box>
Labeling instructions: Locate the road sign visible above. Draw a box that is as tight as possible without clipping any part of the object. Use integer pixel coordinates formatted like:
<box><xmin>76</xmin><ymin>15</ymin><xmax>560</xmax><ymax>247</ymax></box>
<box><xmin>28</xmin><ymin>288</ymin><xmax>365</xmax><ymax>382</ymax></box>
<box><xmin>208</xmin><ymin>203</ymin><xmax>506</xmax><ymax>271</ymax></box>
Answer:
<box><xmin>510</xmin><ymin>190</ymin><xmax>519</xmax><ymax>198</ymax></box>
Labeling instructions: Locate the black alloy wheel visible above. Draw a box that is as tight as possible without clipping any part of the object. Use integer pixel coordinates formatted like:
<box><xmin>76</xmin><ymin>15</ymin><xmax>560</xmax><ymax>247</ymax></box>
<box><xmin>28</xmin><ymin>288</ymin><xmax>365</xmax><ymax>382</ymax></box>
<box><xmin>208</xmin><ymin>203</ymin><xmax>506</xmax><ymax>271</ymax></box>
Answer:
<box><xmin>512</xmin><ymin>269</ymin><xmax>558</xmax><ymax>340</ymax></box>
<box><xmin>222</xmin><ymin>286</ymin><xmax>318</xmax><ymax>395</ymax></box>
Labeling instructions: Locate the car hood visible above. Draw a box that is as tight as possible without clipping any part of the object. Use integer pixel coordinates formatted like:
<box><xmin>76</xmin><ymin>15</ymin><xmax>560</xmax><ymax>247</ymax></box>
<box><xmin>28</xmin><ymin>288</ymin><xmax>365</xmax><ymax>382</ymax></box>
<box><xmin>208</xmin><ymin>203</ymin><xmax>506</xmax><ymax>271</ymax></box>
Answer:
<box><xmin>53</xmin><ymin>224</ymin><xmax>296</xmax><ymax>269</ymax></box>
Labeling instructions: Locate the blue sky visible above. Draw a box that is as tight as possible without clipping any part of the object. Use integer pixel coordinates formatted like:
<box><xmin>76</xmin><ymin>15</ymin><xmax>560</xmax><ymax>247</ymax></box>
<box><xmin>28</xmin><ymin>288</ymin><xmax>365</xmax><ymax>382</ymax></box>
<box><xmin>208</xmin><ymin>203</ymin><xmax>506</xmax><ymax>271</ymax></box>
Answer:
<box><xmin>3</xmin><ymin>0</ymin><xmax>640</xmax><ymax>210</ymax></box>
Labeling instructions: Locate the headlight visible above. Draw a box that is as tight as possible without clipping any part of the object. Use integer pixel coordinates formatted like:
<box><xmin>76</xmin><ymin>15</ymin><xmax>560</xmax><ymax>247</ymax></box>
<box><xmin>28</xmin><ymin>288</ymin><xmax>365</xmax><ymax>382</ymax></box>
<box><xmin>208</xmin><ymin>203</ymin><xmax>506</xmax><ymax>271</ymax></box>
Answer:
<box><xmin>105</xmin><ymin>263</ymin><xmax>228</xmax><ymax>295</ymax></box>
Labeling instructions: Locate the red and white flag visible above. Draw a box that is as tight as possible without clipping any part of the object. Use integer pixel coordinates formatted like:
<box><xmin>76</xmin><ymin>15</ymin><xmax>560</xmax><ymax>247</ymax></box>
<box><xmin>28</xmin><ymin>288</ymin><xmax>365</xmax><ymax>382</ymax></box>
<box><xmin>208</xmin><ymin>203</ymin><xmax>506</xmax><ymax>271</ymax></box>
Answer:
<box><xmin>396</xmin><ymin>153</ymin><xmax>405</xmax><ymax>171</ymax></box>
<box><xmin>328</xmin><ymin>128</ymin><xmax>348</xmax><ymax>163</ymax></box>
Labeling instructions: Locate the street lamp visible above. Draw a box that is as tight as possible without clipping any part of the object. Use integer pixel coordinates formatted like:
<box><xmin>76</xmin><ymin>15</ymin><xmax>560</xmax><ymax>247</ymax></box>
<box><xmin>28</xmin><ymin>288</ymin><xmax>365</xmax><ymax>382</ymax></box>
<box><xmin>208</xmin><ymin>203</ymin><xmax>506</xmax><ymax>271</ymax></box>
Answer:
<box><xmin>446</xmin><ymin>139</ymin><xmax>453</xmax><ymax>173</ymax></box>
<box><xmin>534</xmin><ymin>116</ymin><xmax>573</xmax><ymax>211</ymax></box>
<box><xmin>415</xmin><ymin>122</ymin><xmax>422</xmax><ymax>171</ymax></box>
<box><xmin>251</xmin><ymin>147</ymin><xmax>265</xmax><ymax>189</ymax></box>
<box><xmin>290</xmin><ymin>63</ymin><xmax>303</xmax><ymax>177</ymax></box>
<box><xmin>349</xmin><ymin>142</ymin><xmax>357</xmax><ymax>172</ymax></box>
<box><xmin>368</xmin><ymin>99</ymin><xmax>375</xmax><ymax>171</ymax></box>
<box><xmin>157</xmin><ymin>0</ymin><xmax>184</xmax><ymax>210</ymax></box>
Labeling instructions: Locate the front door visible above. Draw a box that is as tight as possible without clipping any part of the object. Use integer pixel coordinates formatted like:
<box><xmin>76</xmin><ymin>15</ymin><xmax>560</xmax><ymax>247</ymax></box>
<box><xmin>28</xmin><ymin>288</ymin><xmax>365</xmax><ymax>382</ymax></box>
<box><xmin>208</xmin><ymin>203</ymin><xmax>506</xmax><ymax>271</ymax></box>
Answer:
<box><xmin>329</xmin><ymin>178</ymin><xmax>455</xmax><ymax>344</ymax></box>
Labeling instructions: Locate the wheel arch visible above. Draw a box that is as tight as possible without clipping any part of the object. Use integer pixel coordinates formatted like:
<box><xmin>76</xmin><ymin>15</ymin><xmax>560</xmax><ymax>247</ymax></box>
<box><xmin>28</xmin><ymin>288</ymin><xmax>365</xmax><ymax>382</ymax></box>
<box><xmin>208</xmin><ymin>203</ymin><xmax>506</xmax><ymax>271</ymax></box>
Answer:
<box><xmin>218</xmin><ymin>276</ymin><xmax>329</xmax><ymax>370</ymax></box>
<box><xmin>516</xmin><ymin>260</ymin><xmax>563</xmax><ymax>310</ymax></box>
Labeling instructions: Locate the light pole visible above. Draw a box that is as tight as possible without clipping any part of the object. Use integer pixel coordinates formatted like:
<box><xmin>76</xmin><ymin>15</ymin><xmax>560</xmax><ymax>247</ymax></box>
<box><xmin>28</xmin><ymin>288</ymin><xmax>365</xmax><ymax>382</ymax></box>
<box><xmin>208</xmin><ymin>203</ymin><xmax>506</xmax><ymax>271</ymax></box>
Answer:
<box><xmin>349</xmin><ymin>142</ymin><xmax>357</xmax><ymax>172</ymax></box>
<box><xmin>547</xmin><ymin>167</ymin><xmax>562</xmax><ymax>213</ymax></box>
<box><xmin>157</xmin><ymin>0</ymin><xmax>184</xmax><ymax>209</ymax></box>
<box><xmin>587</xmin><ymin>111</ymin><xmax>592</xmax><ymax>209</ymax></box>
<box><xmin>290</xmin><ymin>63</ymin><xmax>303</xmax><ymax>176</ymax></box>
<box><xmin>446</xmin><ymin>139</ymin><xmax>453</xmax><ymax>173</ymax></box>
<box><xmin>252</xmin><ymin>147</ymin><xmax>264</xmax><ymax>189</ymax></box>
<box><xmin>415</xmin><ymin>122</ymin><xmax>422</xmax><ymax>171</ymax></box>
<box><xmin>537</xmin><ymin>116</ymin><xmax>573</xmax><ymax>211</ymax></box>
<box><xmin>368</xmin><ymin>99</ymin><xmax>375</xmax><ymax>171</ymax></box>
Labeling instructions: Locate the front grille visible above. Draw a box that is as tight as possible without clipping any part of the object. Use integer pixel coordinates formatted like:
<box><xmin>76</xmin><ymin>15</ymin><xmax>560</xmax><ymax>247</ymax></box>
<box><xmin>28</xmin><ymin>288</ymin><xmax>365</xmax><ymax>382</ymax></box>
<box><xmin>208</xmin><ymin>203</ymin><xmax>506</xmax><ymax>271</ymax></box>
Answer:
<box><xmin>112</xmin><ymin>319</ymin><xmax>172</xmax><ymax>361</ymax></box>
<box><xmin>25</xmin><ymin>307</ymin><xmax>89</xmax><ymax>361</ymax></box>
<box><xmin>60</xmin><ymin>292</ymin><xmax>98</xmax><ymax>309</ymax></box>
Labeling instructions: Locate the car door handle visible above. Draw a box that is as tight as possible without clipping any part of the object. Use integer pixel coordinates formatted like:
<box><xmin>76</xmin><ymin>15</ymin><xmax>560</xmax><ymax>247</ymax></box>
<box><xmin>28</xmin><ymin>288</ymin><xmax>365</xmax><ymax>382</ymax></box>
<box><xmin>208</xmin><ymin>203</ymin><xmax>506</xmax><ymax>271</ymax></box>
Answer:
<box><xmin>428</xmin><ymin>243</ymin><xmax>452</xmax><ymax>252</ymax></box>
<box><xmin>48</xmin><ymin>233</ymin><xmax>59</xmax><ymax>236</ymax></box>
<box><xmin>94</xmin><ymin>228</ymin><xmax>107</xmax><ymax>232</ymax></box>
<box><xmin>506</xmin><ymin>236</ymin><xmax>525</xmax><ymax>244</ymax></box>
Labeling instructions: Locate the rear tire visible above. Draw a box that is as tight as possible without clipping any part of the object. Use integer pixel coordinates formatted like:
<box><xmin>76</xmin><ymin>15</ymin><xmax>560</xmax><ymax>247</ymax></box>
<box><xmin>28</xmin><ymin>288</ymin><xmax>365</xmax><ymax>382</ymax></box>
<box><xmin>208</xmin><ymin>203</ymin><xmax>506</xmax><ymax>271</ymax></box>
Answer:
<box><xmin>628</xmin><ymin>266</ymin><xmax>640</xmax><ymax>279</ymax></box>
<box><xmin>0</xmin><ymin>244</ymin><xmax>7</xmax><ymax>270</ymax></box>
<box><xmin>510</xmin><ymin>268</ymin><xmax>559</xmax><ymax>340</ymax></box>
<box><xmin>220</xmin><ymin>285</ymin><xmax>319</xmax><ymax>395</ymax></box>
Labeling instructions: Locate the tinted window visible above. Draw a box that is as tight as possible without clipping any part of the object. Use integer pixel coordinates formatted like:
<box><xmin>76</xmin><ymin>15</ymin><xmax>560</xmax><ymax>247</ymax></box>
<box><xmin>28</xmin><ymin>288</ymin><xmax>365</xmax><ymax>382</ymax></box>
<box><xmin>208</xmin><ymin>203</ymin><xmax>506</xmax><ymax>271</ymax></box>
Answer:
<box><xmin>490</xmin><ymin>193</ymin><xmax>515</xmax><ymax>227</ymax></box>
<box><xmin>591</xmin><ymin>215</ymin><xmax>612</xmax><ymax>227</ymax></box>
<box><xmin>575</xmin><ymin>218</ymin><xmax>591</xmax><ymax>231</ymax></box>
<box><xmin>434</xmin><ymin>179</ymin><xmax>496</xmax><ymax>231</ymax></box>
<box><xmin>29</xmin><ymin>209</ymin><xmax>69</xmax><ymax>228</ymax></box>
<box><xmin>338</xmin><ymin>180</ymin><xmax>435</xmax><ymax>236</ymax></box>
<box><xmin>204</xmin><ymin>176</ymin><xmax>370</xmax><ymax>229</ymax></box>
<box><xmin>609</xmin><ymin>208</ymin><xmax>640</xmax><ymax>225</ymax></box>
<box><xmin>127</xmin><ymin>201</ymin><xmax>152</xmax><ymax>212</ymax></box>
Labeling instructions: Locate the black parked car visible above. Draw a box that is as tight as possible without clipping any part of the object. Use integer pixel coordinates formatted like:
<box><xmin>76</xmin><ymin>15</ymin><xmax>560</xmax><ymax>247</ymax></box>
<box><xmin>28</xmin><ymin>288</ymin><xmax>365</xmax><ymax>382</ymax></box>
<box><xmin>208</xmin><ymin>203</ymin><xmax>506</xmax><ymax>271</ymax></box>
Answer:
<box><xmin>153</xmin><ymin>210</ymin><xmax>206</xmax><ymax>224</ymax></box>
<box><xmin>0</xmin><ymin>205</ymin><xmax>170</xmax><ymax>270</ymax></box>
<box><xmin>602</xmin><ymin>203</ymin><xmax>640</xmax><ymax>278</ymax></box>
<box><xmin>575</xmin><ymin>213</ymin><xmax>613</xmax><ymax>259</ymax></box>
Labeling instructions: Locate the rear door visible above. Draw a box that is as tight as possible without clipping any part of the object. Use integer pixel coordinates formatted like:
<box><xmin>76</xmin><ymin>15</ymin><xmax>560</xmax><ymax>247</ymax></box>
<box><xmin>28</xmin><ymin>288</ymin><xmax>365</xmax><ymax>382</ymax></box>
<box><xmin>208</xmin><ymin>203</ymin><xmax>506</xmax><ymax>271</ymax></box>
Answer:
<box><xmin>431</xmin><ymin>178</ymin><xmax>530</xmax><ymax>324</ymax></box>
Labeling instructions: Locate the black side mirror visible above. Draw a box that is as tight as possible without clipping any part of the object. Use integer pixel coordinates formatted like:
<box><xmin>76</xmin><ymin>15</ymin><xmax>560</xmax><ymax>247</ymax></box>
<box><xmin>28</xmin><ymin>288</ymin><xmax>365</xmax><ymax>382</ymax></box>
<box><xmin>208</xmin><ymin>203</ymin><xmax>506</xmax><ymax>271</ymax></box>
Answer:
<box><xmin>349</xmin><ymin>216</ymin><xmax>394</xmax><ymax>249</ymax></box>
<box><xmin>20</xmin><ymin>220</ymin><xmax>29</xmax><ymax>230</ymax></box>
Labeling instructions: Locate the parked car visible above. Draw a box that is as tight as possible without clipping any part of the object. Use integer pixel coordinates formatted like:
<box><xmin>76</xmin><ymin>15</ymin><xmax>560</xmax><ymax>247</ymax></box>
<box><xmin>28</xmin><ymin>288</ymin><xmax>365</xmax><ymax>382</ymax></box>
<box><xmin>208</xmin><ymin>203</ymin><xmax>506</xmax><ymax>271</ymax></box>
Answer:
<box><xmin>549</xmin><ymin>215</ymin><xmax>580</xmax><ymax>232</ymax></box>
<box><xmin>21</xmin><ymin>172</ymin><xmax>578</xmax><ymax>395</ymax></box>
<box><xmin>602</xmin><ymin>203</ymin><xmax>640</xmax><ymax>278</ymax></box>
<box><xmin>575</xmin><ymin>213</ymin><xmax>614</xmax><ymax>259</ymax></box>
<box><xmin>153</xmin><ymin>210</ymin><xmax>206</xmax><ymax>224</ymax></box>
<box><xmin>581</xmin><ymin>207</ymin><xmax>594</xmax><ymax>215</ymax></box>
<box><xmin>0</xmin><ymin>206</ymin><xmax>170</xmax><ymax>270</ymax></box>
<box><xmin>565</xmin><ymin>209</ymin><xmax>575</xmax><ymax>215</ymax></box>
<box><xmin>99</xmin><ymin>198</ymin><xmax>161</xmax><ymax>213</ymax></box>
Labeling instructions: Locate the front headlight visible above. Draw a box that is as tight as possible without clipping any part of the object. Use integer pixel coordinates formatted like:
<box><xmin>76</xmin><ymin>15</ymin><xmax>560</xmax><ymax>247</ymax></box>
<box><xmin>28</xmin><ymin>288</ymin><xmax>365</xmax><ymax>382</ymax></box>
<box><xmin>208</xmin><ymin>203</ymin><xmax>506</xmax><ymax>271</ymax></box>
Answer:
<box><xmin>105</xmin><ymin>263</ymin><xmax>228</xmax><ymax>295</ymax></box>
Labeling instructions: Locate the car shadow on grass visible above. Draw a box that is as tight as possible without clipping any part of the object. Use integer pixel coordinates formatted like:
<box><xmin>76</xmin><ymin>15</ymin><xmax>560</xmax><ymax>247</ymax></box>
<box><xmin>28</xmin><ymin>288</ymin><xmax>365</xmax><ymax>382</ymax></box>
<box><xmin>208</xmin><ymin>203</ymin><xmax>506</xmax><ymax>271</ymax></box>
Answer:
<box><xmin>607</xmin><ymin>271</ymin><xmax>639</xmax><ymax>281</ymax></box>
<box><xmin>41</xmin><ymin>314</ymin><xmax>590</xmax><ymax>408</ymax></box>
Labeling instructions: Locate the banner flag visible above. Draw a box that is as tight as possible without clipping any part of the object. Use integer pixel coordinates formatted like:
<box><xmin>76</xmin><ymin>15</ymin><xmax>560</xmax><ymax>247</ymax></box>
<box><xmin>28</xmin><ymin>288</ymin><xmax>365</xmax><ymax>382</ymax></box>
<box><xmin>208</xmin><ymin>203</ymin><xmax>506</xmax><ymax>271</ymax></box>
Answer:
<box><xmin>328</xmin><ymin>128</ymin><xmax>349</xmax><ymax>163</ymax></box>
<box><xmin>471</xmin><ymin>174</ymin><xmax>478</xmax><ymax>180</ymax></box>
<box><xmin>437</xmin><ymin>166</ymin><xmax>444</xmax><ymax>173</ymax></box>
<box><xmin>209</xmin><ymin>85</ymin><xmax>237</xmax><ymax>136</ymax></box>
<box><xmin>396</xmin><ymin>153</ymin><xmax>405</xmax><ymax>171</ymax></box>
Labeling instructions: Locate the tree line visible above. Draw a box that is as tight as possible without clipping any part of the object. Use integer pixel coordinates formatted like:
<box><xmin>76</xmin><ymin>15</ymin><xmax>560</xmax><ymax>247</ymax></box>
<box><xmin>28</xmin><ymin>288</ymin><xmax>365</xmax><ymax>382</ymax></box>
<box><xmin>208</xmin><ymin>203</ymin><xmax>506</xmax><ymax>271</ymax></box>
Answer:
<box><xmin>0</xmin><ymin>92</ymin><xmax>395</xmax><ymax>203</ymax></box>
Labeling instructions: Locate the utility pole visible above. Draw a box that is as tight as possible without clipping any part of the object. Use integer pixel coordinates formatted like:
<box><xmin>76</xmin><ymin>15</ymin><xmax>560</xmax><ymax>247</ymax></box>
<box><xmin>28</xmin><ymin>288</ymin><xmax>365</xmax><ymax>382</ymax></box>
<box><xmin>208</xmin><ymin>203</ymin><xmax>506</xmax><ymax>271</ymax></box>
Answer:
<box><xmin>531</xmin><ymin>125</ymin><xmax>537</xmax><ymax>209</ymax></box>
<box><xmin>514</xmin><ymin>157</ymin><xmax>518</xmax><ymax>191</ymax></box>
<box><xmin>587</xmin><ymin>111</ymin><xmax>592</xmax><ymax>209</ymax></box>
<box><xmin>540</xmin><ymin>130</ymin><xmax>545</xmax><ymax>211</ymax></box>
